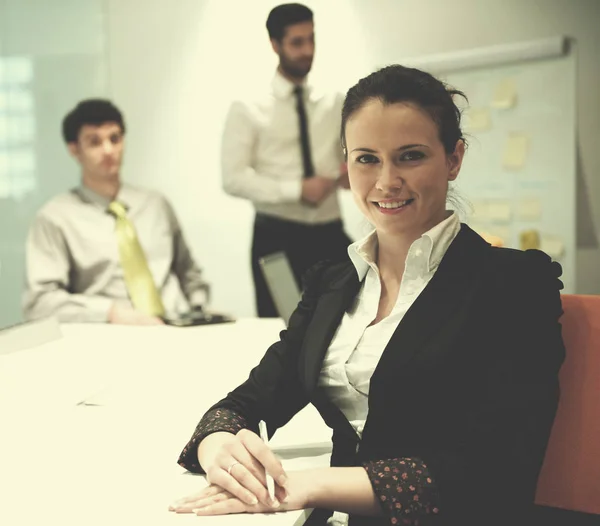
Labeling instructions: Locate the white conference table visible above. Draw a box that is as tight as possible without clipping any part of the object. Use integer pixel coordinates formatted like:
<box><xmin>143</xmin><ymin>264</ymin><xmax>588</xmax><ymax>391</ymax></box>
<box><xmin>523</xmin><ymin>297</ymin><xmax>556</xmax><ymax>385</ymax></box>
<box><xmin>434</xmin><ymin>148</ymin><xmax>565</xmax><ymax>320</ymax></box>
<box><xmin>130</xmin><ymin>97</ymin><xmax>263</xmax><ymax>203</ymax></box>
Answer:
<box><xmin>0</xmin><ymin>319</ymin><xmax>332</xmax><ymax>526</ymax></box>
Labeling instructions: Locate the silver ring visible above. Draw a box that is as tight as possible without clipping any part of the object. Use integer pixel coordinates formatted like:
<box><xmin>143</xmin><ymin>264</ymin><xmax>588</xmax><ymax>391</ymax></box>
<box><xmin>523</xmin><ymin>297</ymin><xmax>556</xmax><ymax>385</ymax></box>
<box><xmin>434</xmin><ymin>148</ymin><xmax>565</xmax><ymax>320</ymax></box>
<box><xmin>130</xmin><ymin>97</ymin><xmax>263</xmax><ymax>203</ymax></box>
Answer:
<box><xmin>227</xmin><ymin>461</ymin><xmax>241</xmax><ymax>476</ymax></box>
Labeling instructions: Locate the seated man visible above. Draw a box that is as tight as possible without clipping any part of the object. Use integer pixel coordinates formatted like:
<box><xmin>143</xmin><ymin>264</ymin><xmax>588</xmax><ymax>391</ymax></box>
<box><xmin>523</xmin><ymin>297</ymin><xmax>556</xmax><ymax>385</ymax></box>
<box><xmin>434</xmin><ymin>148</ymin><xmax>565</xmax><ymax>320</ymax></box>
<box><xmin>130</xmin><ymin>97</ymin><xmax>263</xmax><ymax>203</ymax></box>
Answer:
<box><xmin>23</xmin><ymin>99</ymin><xmax>209</xmax><ymax>325</ymax></box>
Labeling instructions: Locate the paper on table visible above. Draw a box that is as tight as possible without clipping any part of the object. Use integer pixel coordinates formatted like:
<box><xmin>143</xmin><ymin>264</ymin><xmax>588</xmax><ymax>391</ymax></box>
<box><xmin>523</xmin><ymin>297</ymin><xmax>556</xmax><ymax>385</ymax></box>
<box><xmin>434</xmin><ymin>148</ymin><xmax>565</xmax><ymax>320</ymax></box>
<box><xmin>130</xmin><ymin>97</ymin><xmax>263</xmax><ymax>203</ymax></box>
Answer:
<box><xmin>282</xmin><ymin>452</ymin><xmax>331</xmax><ymax>471</ymax></box>
<box><xmin>503</xmin><ymin>133</ymin><xmax>529</xmax><ymax>170</ymax></box>
<box><xmin>517</xmin><ymin>198</ymin><xmax>542</xmax><ymax>221</ymax></box>
<box><xmin>540</xmin><ymin>235</ymin><xmax>565</xmax><ymax>259</ymax></box>
<box><xmin>487</xmin><ymin>201</ymin><xmax>512</xmax><ymax>223</ymax></box>
<box><xmin>492</xmin><ymin>78</ymin><xmax>517</xmax><ymax>109</ymax></box>
<box><xmin>465</xmin><ymin>108</ymin><xmax>492</xmax><ymax>132</ymax></box>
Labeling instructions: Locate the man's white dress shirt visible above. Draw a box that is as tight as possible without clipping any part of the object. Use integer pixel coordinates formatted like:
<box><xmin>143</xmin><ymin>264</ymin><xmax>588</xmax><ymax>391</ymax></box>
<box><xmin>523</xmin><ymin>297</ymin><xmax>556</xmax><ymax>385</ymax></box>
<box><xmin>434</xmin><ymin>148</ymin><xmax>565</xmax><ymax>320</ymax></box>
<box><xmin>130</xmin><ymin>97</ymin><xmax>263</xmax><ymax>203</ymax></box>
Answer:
<box><xmin>221</xmin><ymin>71</ymin><xmax>345</xmax><ymax>224</ymax></box>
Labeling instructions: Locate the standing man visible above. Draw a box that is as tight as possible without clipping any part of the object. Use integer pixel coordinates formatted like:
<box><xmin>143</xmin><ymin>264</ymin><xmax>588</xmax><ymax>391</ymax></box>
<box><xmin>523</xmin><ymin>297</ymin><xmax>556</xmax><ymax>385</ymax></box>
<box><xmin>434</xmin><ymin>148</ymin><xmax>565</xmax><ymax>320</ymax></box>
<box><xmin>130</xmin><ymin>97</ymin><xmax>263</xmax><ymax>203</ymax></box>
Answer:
<box><xmin>23</xmin><ymin>99</ymin><xmax>210</xmax><ymax>325</ymax></box>
<box><xmin>221</xmin><ymin>3</ymin><xmax>352</xmax><ymax>318</ymax></box>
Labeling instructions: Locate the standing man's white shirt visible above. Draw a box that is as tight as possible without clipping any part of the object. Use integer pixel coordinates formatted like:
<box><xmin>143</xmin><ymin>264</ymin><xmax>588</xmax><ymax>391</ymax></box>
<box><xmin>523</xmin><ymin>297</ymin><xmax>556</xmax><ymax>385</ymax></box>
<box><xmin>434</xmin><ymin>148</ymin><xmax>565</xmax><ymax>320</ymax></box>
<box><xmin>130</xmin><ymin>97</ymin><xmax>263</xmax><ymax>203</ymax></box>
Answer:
<box><xmin>221</xmin><ymin>71</ymin><xmax>344</xmax><ymax>224</ymax></box>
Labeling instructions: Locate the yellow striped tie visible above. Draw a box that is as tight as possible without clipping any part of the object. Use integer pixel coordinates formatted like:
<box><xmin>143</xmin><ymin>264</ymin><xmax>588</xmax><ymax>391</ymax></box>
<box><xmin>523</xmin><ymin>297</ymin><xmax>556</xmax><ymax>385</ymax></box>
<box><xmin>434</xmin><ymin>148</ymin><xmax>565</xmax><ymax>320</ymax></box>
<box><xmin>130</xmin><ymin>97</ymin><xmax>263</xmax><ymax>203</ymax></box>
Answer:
<box><xmin>108</xmin><ymin>201</ymin><xmax>165</xmax><ymax>317</ymax></box>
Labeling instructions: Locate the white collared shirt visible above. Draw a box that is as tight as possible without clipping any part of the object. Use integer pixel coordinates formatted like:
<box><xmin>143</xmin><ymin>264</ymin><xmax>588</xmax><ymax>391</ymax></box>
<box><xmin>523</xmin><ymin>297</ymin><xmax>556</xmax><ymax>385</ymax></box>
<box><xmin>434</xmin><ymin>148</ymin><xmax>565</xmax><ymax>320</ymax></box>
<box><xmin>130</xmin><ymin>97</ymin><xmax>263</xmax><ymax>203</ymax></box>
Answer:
<box><xmin>319</xmin><ymin>212</ymin><xmax>460</xmax><ymax>526</ymax></box>
<box><xmin>319</xmin><ymin>212</ymin><xmax>461</xmax><ymax>434</ymax></box>
<box><xmin>221</xmin><ymin>70</ymin><xmax>344</xmax><ymax>224</ymax></box>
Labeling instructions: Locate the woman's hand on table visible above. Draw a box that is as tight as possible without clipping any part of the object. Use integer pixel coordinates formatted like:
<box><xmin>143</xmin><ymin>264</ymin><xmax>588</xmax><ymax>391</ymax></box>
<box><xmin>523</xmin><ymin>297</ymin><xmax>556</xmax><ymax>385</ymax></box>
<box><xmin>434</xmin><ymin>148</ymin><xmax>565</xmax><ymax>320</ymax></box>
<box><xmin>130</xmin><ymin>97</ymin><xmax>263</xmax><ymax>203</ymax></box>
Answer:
<box><xmin>170</xmin><ymin>429</ymin><xmax>310</xmax><ymax>514</ymax></box>
<box><xmin>168</xmin><ymin>470</ymin><xmax>314</xmax><ymax>515</ymax></box>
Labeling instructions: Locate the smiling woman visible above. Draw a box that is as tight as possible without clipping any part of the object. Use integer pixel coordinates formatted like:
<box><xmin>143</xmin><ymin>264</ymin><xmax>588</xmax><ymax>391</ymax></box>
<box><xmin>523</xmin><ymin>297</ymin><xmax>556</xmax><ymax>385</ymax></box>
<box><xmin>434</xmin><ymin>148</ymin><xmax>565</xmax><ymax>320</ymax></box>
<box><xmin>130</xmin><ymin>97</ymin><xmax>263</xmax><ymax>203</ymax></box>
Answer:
<box><xmin>172</xmin><ymin>65</ymin><xmax>565</xmax><ymax>526</ymax></box>
<box><xmin>341</xmin><ymin>66</ymin><xmax>468</xmax><ymax>245</ymax></box>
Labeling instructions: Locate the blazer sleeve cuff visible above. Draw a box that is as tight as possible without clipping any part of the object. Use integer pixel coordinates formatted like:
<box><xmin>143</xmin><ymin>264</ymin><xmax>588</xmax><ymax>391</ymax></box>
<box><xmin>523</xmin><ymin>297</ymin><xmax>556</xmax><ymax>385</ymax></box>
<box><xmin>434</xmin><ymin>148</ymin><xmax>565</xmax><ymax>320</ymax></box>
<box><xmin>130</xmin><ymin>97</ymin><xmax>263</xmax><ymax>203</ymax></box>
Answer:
<box><xmin>177</xmin><ymin>408</ymin><xmax>248</xmax><ymax>473</ymax></box>
<box><xmin>362</xmin><ymin>457</ymin><xmax>440</xmax><ymax>525</ymax></box>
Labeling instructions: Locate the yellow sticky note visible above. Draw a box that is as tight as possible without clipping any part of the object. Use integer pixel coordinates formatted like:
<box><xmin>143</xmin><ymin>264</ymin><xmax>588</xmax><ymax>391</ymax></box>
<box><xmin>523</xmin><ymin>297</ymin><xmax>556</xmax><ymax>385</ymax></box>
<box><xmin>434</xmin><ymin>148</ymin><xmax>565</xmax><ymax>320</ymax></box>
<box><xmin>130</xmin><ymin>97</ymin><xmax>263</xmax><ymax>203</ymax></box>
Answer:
<box><xmin>503</xmin><ymin>134</ymin><xmax>529</xmax><ymax>170</ymax></box>
<box><xmin>465</xmin><ymin>108</ymin><xmax>491</xmax><ymax>132</ymax></box>
<box><xmin>471</xmin><ymin>201</ymin><xmax>490</xmax><ymax>222</ymax></box>
<box><xmin>468</xmin><ymin>222</ymin><xmax>486</xmax><ymax>236</ymax></box>
<box><xmin>490</xmin><ymin>226</ymin><xmax>511</xmax><ymax>243</ymax></box>
<box><xmin>488</xmin><ymin>201</ymin><xmax>512</xmax><ymax>223</ymax></box>
<box><xmin>473</xmin><ymin>225</ymin><xmax>510</xmax><ymax>247</ymax></box>
<box><xmin>520</xmin><ymin>230</ymin><xmax>540</xmax><ymax>251</ymax></box>
<box><xmin>540</xmin><ymin>235</ymin><xmax>565</xmax><ymax>259</ymax></box>
<box><xmin>479</xmin><ymin>232</ymin><xmax>505</xmax><ymax>247</ymax></box>
<box><xmin>517</xmin><ymin>199</ymin><xmax>542</xmax><ymax>221</ymax></box>
<box><xmin>492</xmin><ymin>78</ymin><xmax>517</xmax><ymax>109</ymax></box>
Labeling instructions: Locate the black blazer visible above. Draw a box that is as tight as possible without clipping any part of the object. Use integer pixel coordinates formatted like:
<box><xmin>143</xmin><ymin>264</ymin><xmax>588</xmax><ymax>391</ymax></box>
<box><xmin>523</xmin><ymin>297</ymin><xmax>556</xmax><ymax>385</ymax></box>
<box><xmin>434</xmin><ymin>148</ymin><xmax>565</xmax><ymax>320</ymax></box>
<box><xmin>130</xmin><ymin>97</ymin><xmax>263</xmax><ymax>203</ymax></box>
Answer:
<box><xmin>211</xmin><ymin>225</ymin><xmax>565</xmax><ymax>525</ymax></box>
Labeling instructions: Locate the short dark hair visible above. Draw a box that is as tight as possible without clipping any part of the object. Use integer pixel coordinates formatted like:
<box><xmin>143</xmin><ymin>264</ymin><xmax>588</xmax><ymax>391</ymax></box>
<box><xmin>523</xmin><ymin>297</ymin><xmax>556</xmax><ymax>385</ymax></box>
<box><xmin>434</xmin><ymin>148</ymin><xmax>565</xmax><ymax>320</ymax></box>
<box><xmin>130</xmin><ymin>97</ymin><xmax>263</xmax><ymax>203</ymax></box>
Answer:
<box><xmin>341</xmin><ymin>65</ymin><xmax>467</xmax><ymax>155</ymax></box>
<box><xmin>62</xmin><ymin>99</ymin><xmax>126</xmax><ymax>143</ymax></box>
<box><xmin>266</xmin><ymin>3</ymin><xmax>313</xmax><ymax>41</ymax></box>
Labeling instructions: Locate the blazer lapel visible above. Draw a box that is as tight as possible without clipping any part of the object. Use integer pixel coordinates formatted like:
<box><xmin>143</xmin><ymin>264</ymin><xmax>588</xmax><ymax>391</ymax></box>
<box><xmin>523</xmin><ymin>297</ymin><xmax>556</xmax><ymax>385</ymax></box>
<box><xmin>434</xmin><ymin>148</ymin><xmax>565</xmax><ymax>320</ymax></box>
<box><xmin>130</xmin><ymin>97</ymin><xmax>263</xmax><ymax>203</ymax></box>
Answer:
<box><xmin>300</xmin><ymin>263</ymin><xmax>362</xmax><ymax>396</ymax></box>
<box><xmin>370</xmin><ymin>225</ymin><xmax>489</xmax><ymax>380</ymax></box>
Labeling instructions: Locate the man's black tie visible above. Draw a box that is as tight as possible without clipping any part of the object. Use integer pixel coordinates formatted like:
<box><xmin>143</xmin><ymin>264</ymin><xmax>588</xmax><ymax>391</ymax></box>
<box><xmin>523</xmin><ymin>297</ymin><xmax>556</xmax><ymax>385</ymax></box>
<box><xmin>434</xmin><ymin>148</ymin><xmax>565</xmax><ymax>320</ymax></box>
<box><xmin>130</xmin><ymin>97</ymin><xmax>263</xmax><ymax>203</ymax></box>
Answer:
<box><xmin>294</xmin><ymin>85</ymin><xmax>314</xmax><ymax>178</ymax></box>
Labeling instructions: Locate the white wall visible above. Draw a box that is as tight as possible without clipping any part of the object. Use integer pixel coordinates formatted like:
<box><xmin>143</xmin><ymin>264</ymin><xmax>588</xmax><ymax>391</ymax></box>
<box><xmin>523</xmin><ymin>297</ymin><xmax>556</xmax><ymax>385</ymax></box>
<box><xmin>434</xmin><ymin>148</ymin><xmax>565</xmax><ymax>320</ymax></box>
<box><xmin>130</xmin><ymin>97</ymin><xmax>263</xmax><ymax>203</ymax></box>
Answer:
<box><xmin>106</xmin><ymin>0</ymin><xmax>600</xmax><ymax>317</ymax></box>
<box><xmin>106</xmin><ymin>0</ymin><xmax>372</xmax><ymax>317</ymax></box>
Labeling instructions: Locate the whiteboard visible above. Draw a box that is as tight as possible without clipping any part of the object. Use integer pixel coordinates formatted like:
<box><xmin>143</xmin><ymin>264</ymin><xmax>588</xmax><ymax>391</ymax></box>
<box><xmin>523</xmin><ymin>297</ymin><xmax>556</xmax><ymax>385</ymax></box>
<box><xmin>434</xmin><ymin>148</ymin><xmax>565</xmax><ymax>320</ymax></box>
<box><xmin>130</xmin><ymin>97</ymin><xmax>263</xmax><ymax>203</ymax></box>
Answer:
<box><xmin>441</xmin><ymin>50</ymin><xmax>576</xmax><ymax>292</ymax></box>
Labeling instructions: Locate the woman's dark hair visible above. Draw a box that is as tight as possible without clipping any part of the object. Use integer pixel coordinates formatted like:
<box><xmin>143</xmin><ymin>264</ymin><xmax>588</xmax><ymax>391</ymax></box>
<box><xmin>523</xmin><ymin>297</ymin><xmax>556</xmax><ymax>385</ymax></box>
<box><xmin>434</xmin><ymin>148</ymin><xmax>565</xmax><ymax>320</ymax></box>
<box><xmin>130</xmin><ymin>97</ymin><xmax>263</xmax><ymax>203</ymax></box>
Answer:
<box><xmin>341</xmin><ymin>65</ymin><xmax>467</xmax><ymax>155</ymax></box>
<box><xmin>266</xmin><ymin>3</ymin><xmax>313</xmax><ymax>42</ymax></box>
<box><xmin>62</xmin><ymin>99</ymin><xmax>125</xmax><ymax>144</ymax></box>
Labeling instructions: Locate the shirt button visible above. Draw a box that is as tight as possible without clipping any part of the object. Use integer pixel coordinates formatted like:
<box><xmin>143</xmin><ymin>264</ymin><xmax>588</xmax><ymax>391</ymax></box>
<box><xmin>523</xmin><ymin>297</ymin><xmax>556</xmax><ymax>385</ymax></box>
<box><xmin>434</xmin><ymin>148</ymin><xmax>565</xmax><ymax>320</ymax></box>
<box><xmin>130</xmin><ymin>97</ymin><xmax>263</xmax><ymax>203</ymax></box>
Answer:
<box><xmin>414</xmin><ymin>248</ymin><xmax>423</xmax><ymax>257</ymax></box>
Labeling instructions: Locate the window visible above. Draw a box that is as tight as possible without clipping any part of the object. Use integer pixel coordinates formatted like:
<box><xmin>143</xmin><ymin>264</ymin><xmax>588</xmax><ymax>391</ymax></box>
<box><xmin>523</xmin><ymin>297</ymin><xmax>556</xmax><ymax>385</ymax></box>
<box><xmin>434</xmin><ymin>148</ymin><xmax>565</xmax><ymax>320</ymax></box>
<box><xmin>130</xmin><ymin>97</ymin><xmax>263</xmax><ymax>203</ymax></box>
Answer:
<box><xmin>0</xmin><ymin>56</ymin><xmax>35</xmax><ymax>200</ymax></box>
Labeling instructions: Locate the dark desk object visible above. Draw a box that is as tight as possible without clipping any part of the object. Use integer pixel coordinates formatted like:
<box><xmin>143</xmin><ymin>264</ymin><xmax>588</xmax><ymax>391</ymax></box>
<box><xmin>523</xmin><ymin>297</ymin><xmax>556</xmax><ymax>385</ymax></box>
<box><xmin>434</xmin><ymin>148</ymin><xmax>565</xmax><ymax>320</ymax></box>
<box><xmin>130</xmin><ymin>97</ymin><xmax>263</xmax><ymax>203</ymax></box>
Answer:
<box><xmin>162</xmin><ymin>307</ymin><xmax>235</xmax><ymax>327</ymax></box>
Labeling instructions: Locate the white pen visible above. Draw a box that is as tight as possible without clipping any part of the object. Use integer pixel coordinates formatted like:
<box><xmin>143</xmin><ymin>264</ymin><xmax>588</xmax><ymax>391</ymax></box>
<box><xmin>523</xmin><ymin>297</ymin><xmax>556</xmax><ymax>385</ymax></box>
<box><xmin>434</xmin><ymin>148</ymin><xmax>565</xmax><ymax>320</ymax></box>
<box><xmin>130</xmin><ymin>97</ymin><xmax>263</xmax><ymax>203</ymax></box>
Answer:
<box><xmin>258</xmin><ymin>420</ymin><xmax>276</xmax><ymax>502</ymax></box>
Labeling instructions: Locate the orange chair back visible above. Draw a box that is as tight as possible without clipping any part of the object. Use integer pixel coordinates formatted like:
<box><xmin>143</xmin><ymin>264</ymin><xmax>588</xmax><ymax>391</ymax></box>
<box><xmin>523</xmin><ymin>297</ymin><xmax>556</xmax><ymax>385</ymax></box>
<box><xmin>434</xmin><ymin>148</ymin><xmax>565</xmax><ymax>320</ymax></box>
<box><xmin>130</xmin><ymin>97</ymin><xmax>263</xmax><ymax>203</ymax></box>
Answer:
<box><xmin>535</xmin><ymin>294</ymin><xmax>600</xmax><ymax>514</ymax></box>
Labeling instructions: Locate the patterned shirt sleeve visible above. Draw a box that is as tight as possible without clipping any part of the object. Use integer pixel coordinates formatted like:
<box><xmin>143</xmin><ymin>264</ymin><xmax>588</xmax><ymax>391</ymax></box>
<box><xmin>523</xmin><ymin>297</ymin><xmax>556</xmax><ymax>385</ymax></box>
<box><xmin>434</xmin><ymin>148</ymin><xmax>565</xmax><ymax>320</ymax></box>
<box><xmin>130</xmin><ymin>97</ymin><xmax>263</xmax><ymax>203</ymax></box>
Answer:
<box><xmin>363</xmin><ymin>457</ymin><xmax>440</xmax><ymax>525</ymax></box>
<box><xmin>177</xmin><ymin>408</ymin><xmax>248</xmax><ymax>473</ymax></box>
